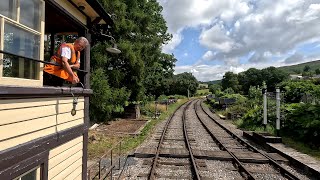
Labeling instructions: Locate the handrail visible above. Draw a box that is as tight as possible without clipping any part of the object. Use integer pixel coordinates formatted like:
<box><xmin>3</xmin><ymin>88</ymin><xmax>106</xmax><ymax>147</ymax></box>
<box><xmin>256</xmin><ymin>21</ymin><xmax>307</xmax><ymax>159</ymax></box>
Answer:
<box><xmin>0</xmin><ymin>49</ymin><xmax>88</xmax><ymax>73</ymax></box>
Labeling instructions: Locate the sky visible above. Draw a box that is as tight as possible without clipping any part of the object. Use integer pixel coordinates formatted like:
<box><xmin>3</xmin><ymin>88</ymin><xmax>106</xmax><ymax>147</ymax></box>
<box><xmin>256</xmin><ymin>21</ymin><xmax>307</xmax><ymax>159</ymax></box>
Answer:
<box><xmin>156</xmin><ymin>0</ymin><xmax>320</xmax><ymax>82</ymax></box>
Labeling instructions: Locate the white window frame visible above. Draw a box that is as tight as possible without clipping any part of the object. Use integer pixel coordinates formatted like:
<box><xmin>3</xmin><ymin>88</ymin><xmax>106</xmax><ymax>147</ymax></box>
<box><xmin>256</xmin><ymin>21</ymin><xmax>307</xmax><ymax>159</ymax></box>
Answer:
<box><xmin>0</xmin><ymin>0</ymin><xmax>44</xmax><ymax>87</ymax></box>
<box><xmin>13</xmin><ymin>166</ymin><xmax>41</xmax><ymax>180</ymax></box>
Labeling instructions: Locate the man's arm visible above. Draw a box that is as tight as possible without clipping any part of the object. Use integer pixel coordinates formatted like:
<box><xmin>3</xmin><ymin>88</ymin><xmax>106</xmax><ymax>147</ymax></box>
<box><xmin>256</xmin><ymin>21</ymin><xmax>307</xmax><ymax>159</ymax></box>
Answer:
<box><xmin>70</xmin><ymin>61</ymin><xmax>80</xmax><ymax>69</ymax></box>
<box><xmin>61</xmin><ymin>57</ymin><xmax>79</xmax><ymax>84</ymax></box>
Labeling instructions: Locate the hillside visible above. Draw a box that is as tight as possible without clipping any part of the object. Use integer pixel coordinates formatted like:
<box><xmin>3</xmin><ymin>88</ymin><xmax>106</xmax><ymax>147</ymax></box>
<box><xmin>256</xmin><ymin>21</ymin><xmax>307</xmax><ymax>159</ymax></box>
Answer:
<box><xmin>278</xmin><ymin>60</ymin><xmax>320</xmax><ymax>74</ymax></box>
<box><xmin>203</xmin><ymin>80</ymin><xmax>222</xmax><ymax>85</ymax></box>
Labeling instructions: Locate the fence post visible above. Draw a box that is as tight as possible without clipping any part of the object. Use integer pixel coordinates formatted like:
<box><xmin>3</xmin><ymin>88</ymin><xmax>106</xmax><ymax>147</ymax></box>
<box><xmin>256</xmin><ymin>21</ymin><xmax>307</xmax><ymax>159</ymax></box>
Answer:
<box><xmin>99</xmin><ymin>160</ymin><xmax>101</xmax><ymax>179</ymax></box>
<box><xmin>110</xmin><ymin>150</ymin><xmax>113</xmax><ymax>180</ymax></box>
<box><xmin>118</xmin><ymin>142</ymin><xmax>121</xmax><ymax>170</ymax></box>
<box><xmin>276</xmin><ymin>88</ymin><xmax>281</xmax><ymax>135</ymax></box>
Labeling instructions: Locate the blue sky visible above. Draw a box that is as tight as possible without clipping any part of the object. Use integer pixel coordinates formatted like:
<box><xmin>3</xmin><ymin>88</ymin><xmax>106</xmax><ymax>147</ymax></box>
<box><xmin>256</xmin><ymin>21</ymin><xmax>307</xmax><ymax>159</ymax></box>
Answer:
<box><xmin>157</xmin><ymin>0</ymin><xmax>320</xmax><ymax>81</ymax></box>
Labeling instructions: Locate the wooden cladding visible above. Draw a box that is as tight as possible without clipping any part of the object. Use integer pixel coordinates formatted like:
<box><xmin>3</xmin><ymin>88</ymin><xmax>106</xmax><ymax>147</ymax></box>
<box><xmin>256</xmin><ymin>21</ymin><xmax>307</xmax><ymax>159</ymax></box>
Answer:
<box><xmin>0</xmin><ymin>97</ymin><xmax>84</xmax><ymax>151</ymax></box>
<box><xmin>48</xmin><ymin>136</ymin><xmax>83</xmax><ymax>179</ymax></box>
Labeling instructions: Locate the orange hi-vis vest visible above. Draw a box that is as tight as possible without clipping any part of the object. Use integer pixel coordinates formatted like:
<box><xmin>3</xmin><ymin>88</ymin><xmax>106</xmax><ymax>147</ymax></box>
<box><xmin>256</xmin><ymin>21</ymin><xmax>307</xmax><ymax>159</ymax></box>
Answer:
<box><xmin>44</xmin><ymin>43</ymin><xmax>80</xmax><ymax>82</ymax></box>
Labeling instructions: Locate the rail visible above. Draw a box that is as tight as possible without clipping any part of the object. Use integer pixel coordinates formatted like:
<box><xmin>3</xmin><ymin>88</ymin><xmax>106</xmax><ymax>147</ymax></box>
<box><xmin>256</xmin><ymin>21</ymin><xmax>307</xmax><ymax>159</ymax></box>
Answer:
<box><xmin>182</xmin><ymin>100</ymin><xmax>201</xmax><ymax>180</ymax></box>
<box><xmin>198</xmin><ymin>100</ymin><xmax>301</xmax><ymax>180</ymax></box>
<box><xmin>194</xmin><ymin>100</ymin><xmax>255</xmax><ymax>180</ymax></box>
<box><xmin>148</xmin><ymin>101</ymin><xmax>191</xmax><ymax>179</ymax></box>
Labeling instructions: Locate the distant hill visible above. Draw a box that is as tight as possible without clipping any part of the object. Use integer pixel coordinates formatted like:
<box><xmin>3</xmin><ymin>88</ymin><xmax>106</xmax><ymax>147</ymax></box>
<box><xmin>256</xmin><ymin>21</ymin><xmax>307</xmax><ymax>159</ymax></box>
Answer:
<box><xmin>278</xmin><ymin>60</ymin><xmax>320</xmax><ymax>74</ymax></box>
<box><xmin>202</xmin><ymin>80</ymin><xmax>221</xmax><ymax>85</ymax></box>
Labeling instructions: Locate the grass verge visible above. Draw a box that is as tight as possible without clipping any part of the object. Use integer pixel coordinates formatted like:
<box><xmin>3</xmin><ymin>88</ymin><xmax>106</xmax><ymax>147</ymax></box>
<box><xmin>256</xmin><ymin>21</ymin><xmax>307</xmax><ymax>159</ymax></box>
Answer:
<box><xmin>282</xmin><ymin>137</ymin><xmax>320</xmax><ymax>161</ymax></box>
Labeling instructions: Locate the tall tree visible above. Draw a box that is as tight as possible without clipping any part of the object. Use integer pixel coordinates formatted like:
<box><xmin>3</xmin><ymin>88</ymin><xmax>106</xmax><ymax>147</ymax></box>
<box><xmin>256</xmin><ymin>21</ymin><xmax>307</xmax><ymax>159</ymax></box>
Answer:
<box><xmin>170</xmin><ymin>72</ymin><xmax>199</xmax><ymax>96</ymax></box>
<box><xmin>98</xmin><ymin>0</ymin><xmax>174</xmax><ymax>101</ymax></box>
<box><xmin>221</xmin><ymin>71</ymin><xmax>239</xmax><ymax>93</ymax></box>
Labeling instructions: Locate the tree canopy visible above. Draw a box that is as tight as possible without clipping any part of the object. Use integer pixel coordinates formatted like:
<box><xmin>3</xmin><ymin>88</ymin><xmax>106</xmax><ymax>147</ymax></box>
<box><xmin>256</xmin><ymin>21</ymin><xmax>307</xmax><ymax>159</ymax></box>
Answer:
<box><xmin>221</xmin><ymin>67</ymin><xmax>288</xmax><ymax>94</ymax></box>
<box><xmin>89</xmin><ymin>0</ymin><xmax>180</xmax><ymax>122</ymax></box>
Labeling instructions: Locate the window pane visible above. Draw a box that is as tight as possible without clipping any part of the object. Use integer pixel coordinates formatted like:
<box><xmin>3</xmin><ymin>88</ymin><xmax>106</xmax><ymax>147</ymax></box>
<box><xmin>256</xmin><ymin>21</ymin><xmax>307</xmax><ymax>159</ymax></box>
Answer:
<box><xmin>20</xmin><ymin>0</ymin><xmax>41</xmax><ymax>31</ymax></box>
<box><xmin>0</xmin><ymin>0</ymin><xmax>17</xmax><ymax>20</ymax></box>
<box><xmin>20</xmin><ymin>169</ymin><xmax>37</xmax><ymax>180</ymax></box>
<box><xmin>3</xmin><ymin>54</ymin><xmax>38</xmax><ymax>79</ymax></box>
<box><xmin>4</xmin><ymin>22</ymin><xmax>40</xmax><ymax>60</ymax></box>
<box><xmin>3</xmin><ymin>22</ymin><xmax>40</xmax><ymax>80</ymax></box>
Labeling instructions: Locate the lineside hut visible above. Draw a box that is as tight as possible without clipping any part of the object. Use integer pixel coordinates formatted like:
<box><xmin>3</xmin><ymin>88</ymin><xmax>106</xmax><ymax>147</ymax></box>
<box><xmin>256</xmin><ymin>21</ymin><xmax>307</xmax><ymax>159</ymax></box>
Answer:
<box><xmin>0</xmin><ymin>0</ymin><xmax>113</xmax><ymax>179</ymax></box>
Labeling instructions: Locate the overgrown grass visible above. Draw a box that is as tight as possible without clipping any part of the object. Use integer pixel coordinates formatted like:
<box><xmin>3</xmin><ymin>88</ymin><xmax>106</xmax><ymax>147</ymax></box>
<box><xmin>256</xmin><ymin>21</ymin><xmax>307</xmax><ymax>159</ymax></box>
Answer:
<box><xmin>233</xmin><ymin>118</ymin><xmax>276</xmax><ymax>135</ymax></box>
<box><xmin>88</xmin><ymin>134</ymin><xmax>121</xmax><ymax>160</ymax></box>
<box><xmin>282</xmin><ymin>137</ymin><xmax>320</xmax><ymax>161</ymax></box>
<box><xmin>196</xmin><ymin>89</ymin><xmax>210</xmax><ymax>95</ymax></box>
<box><xmin>88</xmin><ymin>99</ymin><xmax>188</xmax><ymax>160</ymax></box>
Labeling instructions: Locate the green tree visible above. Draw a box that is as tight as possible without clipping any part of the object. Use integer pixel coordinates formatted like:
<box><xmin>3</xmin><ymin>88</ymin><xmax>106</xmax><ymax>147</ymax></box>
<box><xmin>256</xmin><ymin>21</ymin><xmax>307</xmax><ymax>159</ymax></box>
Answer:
<box><xmin>170</xmin><ymin>72</ymin><xmax>199</xmax><ymax>96</ymax></box>
<box><xmin>98</xmin><ymin>0</ymin><xmax>174</xmax><ymax>101</ymax></box>
<box><xmin>88</xmin><ymin>0</ymin><xmax>175</xmax><ymax>122</ymax></box>
<box><xmin>238</xmin><ymin>68</ymin><xmax>262</xmax><ymax>94</ymax></box>
<box><xmin>221</xmin><ymin>71</ymin><xmax>239</xmax><ymax>93</ymax></box>
<box><xmin>261</xmin><ymin>67</ymin><xmax>288</xmax><ymax>91</ymax></box>
<box><xmin>304</xmin><ymin>65</ymin><xmax>311</xmax><ymax>72</ymax></box>
<box><xmin>315</xmin><ymin>68</ymin><xmax>320</xmax><ymax>75</ymax></box>
<box><xmin>209</xmin><ymin>84</ymin><xmax>222</xmax><ymax>95</ymax></box>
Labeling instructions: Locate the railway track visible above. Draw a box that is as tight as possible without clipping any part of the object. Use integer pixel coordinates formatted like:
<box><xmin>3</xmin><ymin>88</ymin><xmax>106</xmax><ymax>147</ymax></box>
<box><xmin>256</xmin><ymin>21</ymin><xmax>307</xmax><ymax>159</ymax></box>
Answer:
<box><xmin>126</xmin><ymin>99</ymin><xmax>313</xmax><ymax>179</ymax></box>
<box><xmin>194</xmin><ymin>99</ymin><xmax>307</xmax><ymax>180</ymax></box>
<box><xmin>147</xmin><ymin>101</ymin><xmax>202</xmax><ymax>179</ymax></box>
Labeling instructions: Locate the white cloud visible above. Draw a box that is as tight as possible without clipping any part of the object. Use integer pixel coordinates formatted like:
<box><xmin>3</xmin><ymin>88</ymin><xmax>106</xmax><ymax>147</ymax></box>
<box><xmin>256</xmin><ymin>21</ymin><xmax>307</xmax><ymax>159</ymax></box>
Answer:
<box><xmin>199</xmin><ymin>25</ymin><xmax>235</xmax><ymax>53</ymax></box>
<box><xmin>158</xmin><ymin>0</ymin><xmax>320</xmax><ymax>80</ymax></box>
<box><xmin>157</xmin><ymin>0</ymin><xmax>252</xmax><ymax>52</ymax></box>
<box><xmin>198</xmin><ymin>0</ymin><xmax>320</xmax><ymax>63</ymax></box>
<box><xmin>202</xmin><ymin>51</ymin><xmax>214</xmax><ymax>61</ymax></box>
<box><xmin>162</xmin><ymin>32</ymin><xmax>183</xmax><ymax>53</ymax></box>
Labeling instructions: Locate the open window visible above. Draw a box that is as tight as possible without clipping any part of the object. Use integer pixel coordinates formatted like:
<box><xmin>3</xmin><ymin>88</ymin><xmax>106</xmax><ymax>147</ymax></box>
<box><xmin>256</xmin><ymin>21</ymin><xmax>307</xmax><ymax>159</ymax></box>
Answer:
<box><xmin>0</xmin><ymin>0</ymin><xmax>44</xmax><ymax>86</ymax></box>
<box><xmin>0</xmin><ymin>0</ymin><xmax>113</xmax><ymax>88</ymax></box>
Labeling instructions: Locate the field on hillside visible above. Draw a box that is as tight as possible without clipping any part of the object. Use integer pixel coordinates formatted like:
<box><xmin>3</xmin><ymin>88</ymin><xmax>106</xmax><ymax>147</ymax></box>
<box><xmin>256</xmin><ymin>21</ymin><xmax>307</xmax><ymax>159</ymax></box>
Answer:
<box><xmin>278</xmin><ymin>60</ymin><xmax>320</xmax><ymax>74</ymax></box>
<box><xmin>197</xmin><ymin>89</ymin><xmax>210</xmax><ymax>95</ymax></box>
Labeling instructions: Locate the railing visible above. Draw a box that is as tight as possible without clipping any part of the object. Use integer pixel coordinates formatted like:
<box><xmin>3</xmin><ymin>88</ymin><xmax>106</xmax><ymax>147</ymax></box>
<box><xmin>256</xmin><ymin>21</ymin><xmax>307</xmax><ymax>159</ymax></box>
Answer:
<box><xmin>0</xmin><ymin>49</ymin><xmax>88</xmax><ymax>73</ymax></box>
<box><xmin>87</xmin><ymin>140</ymin><xmax>124</xmax><ymax>180</ymax></box>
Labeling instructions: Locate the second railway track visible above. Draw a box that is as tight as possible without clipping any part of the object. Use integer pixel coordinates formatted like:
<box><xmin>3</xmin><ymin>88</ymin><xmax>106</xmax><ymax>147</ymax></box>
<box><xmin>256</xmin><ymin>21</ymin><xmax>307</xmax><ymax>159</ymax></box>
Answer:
<box><xmin>125</xmin><ymin>99</ymin><xmax>314</xmax><ymax>179</ymax></box>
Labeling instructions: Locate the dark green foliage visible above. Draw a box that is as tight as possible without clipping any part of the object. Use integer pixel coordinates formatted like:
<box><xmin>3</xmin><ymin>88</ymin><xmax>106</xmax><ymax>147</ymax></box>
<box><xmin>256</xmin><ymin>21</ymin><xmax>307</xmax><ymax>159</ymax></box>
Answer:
<box><xmin>279</xmin><ymin>80</ymin><xmax>320</xmax><ymax>103</ymax></box>
<box><xmin>98</xmin><ymin>0</ymin><xmax>174</xmax><ymax>101</ymax></box>
<box><xmin>209</xmin><ymin>84</ymin><xmax>222</xmax><ymax>96</ymax></box>
<box><xmin>221</xmin><ymin>67</ymin><xmax>288</xmax><ymax>94</ymax></box>
<box><xmin>238</xmin><ymin>106</ymin><xmax>263</xmax><ymax>128</ymax></box>
<box><xmin>304</xmin><ymin>65</ymin><xmax>311</xmax><ymax>72</ymax></box>
<box><xmin>282</xmin><ymin>103</ymin><xmax>320</xmax><ymax>147</ymax></box>
<box><xmin>89</xmin><ymin>0</ymin><xmax>178</xmax><ymax>122</ymax></box>
<box><xmin>221</xmin><ymin>72</ymin><xmax>240</xmax><ymax>93</ymax></box>
<box><xmin>169</xmin><ymin>72</ymin><xmax>199</xmax><ymax>96</ymax></box>
<box><xmin>90</xmin><ymin>68</ymin><xmax>131</xmax><ymax>122</ymax></box>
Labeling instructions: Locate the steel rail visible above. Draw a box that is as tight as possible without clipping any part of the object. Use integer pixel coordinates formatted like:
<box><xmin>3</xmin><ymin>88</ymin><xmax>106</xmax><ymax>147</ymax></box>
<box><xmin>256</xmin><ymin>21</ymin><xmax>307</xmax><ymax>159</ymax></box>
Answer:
<box><xmin>148</xmin><ymin>101</ymin><xmax>189</xmax><ymax>180</ymax></box>
<box><xmin>194</xmin><ymin>100</ymin><xmax>255</xmax><ymax>180</ymax></box>
<box><xmin>198</xmin><ymin>100</ymin><xmax>301</xmax><ymax>180</ymax></box>
<box><xmin>182</xmin><ymin>100</ymin><xmax>201</xmax><ymax>180</ymax></box>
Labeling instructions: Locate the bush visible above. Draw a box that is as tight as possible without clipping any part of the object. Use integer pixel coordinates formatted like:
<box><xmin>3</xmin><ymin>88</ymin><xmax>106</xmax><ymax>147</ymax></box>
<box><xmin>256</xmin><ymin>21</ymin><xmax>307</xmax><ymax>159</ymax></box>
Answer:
<box><xmin>279</xmin><ymin>80</ymin><xmax>320</xmax><ymax>103</ymax></box>
<box><xmin>90</xmin><ymin>68</ymin><xmax>131</xmax><ymax>122</ymax></box>
<box><xmin>168</xmin><ymin>94</ymin><xmax>187</xmax><ymax>99</ymax></box>
<box><xmin>281</xmin><ymin>103</ymin><xmax>320</xmax><ymax>148</ymax></box>
<box><xmin>140</xmin><ymin>102</ymin><xmax>167</xmax><ymax>116</ymax></box>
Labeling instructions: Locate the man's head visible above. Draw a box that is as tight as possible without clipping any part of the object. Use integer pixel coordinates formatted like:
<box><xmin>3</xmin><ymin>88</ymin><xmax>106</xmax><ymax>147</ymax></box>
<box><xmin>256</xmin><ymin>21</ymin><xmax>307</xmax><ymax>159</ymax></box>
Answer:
<box><xmin>74</xmin><ymin>37</ymin><xmax>89</xmax><ymax>51</ymax></box>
